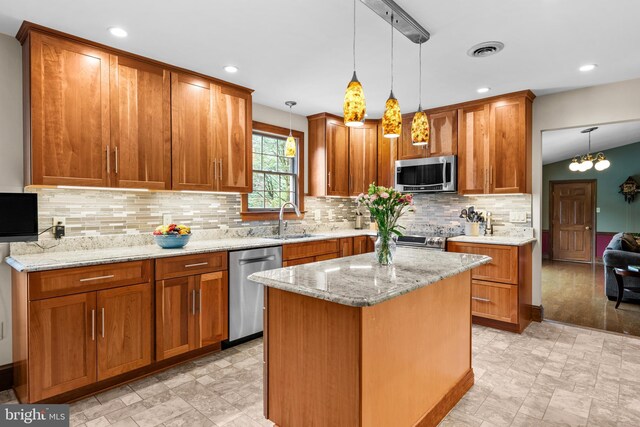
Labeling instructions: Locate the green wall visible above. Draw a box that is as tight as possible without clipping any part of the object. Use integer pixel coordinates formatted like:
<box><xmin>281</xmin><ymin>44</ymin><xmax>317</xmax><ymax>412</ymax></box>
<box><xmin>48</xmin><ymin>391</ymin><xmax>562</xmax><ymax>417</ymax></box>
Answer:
<box><xmin>542</xmin><ymin>141</ymin><xmax>640</xmax><ymax>232</ymax></box>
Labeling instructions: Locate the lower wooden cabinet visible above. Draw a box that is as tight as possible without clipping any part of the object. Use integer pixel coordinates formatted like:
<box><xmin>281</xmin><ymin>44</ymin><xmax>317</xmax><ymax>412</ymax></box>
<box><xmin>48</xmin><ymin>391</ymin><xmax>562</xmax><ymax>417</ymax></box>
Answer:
<box><xmin>353</xmin><ymin>235</ymin><xmax>375</xmax><ymax>255</ymax></box>
<box><xmin>471</xmin><ymin>280</ymin><xmax>518</xmax><ymax>324</ymax></box>
<box><xmin>155</xmin><ymin>271</ymin><xmax>228</xmax><ymax>360</ymax></box>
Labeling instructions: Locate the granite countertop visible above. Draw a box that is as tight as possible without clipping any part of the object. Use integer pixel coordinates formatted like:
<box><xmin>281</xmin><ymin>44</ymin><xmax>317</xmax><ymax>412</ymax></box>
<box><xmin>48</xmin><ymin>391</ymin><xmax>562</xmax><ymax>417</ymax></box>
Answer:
<box><xmin>5</xmin><ymin>229</ymin><xmax>376</xmax><ymax>273</ymax></box>
<box><xmin>447</xmin><ymin>235</ymin><xmax>536</xmax><ymax>246</ymax></box>
<box><xmin>248</xmin><ymin>248</ymin><xmax>491</xmax><ymax>307</ymax></box>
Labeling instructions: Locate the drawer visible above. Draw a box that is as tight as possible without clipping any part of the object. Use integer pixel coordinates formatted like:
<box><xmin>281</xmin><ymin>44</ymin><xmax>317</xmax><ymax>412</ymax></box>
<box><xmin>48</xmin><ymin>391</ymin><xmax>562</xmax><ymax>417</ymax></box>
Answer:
<box><xmin>29</xmin><ymin>260</ymin><xmax>152</xmax><ymax>300</ymax></box>
<box><xmin>156</xmin><ymin>252</ymin><xmax>227</xmax><ymax>280</ymax></box>
<box><xmin>283</xmin><ymin>239</ymin><xmax>340</xmax><ymax>261</ymax></box>
<box><xmin>315</xmin><ymin>252</ymin><xmax>339</xmax><ymax>262</ymax></box>
<box><xmin>471</xmin><ymin>280</ymin><xmax>518</xmax><ymax>324</ymax></box>
<box><xmin>283</xmin><ymin>256</ymin><xmax>315</xmax><ymax>267</ymax></box>
<box><xmin>448</xmin><ymin>242</ymin><xmax>518</xmax><ymax>284</ymax></box>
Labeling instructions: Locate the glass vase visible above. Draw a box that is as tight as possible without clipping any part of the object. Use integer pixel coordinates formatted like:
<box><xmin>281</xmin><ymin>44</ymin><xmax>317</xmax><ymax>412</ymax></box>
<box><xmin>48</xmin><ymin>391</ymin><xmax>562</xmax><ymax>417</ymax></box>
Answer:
<box><xmin>375</xmin><ymin>232</ymin><xmax>397</xmax><ymax>265</ymax></box>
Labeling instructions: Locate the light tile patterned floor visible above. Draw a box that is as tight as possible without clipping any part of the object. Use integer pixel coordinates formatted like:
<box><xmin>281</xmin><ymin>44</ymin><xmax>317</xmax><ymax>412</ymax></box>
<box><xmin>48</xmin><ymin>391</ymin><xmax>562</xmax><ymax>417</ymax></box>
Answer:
<box><xmin>1</xmin><ymin>321</ymin><xmax>639</xmax><ymax>426</ymax></box>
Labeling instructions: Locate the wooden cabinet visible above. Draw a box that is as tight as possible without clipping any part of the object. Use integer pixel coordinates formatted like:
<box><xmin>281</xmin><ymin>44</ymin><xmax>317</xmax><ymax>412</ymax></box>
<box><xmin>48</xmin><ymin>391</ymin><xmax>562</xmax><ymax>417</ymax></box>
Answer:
<box><xmin>282</xmin><ymin>239</ymin><xmax>340</xmax><ymax>266</ymax></box>
<box><xmin>29</xmin><ymin>293</ymin><xmax>97</xmax><ymax>401</ymax></box>
<box><xmin>308</xmin><ymin>113</ymin><xmax>376</xmax><ymax>197</ymax></box>
<box><xmin>348</xmin><ymin>123</ymin><xmax>377</xmax><ymax>196</ymax></box>
<box><xmin>110</xmin><ymin>56</ymin><xmax>171</xmax><ymax>190</ymax></box>
<box><xmin>97</xmin><ymin>283</ymin><xmax>152</xmax><ymax>380</ymax></box>
<box><xmin>353</xmin><ymin>235</ymin><xmax>375</xmax><ymax>255</ymax></box>
<box><xmin>396</xmin><ymin>115</ymin><xmax>426</xmax><ymax>160</ymax></box>
<box><xmin>339</xmin><ymin>238</ymin><xmax>354</xmax><ymax>257</ymax></box>
<box><xmin>21</xmin><ymin>261</ymin><xmax>153</xmax><ymax>402</ymax></box>
<box><xmin>216</xmin><ymin>86</ymin><xmax>252</xmax><ymax>193</ymax></box>
<box><xmin>20</xmin><ymin>24</ymin><xmax>253</xmax><ymax>193</ymax></box>
<box><xmin>155</xmin><ymin>253</ymin><xmax>229</xmax><ymax>360</ymax></box>
<box><xmin>27</xmin><ymin>31</ymin><xmax>110</xmax><ymax>187</ymax></box>
<box><xmin>376</xmin><ymin>122</ymin><xmax>397</xmax><ymax>188</ymax></box>
<box><xmin>427</xmin><ymin>110</ymin><xmax>458</xmax><ymax>157</ymax></box>
<box><xmin>457</xmin><ymin>93</ymin><xmax>533</xmax><ymax>195</ymax></box>
<box><xmin>447</xmin><ymin>241</ymin><xmax>532</xmax><ymax>333</ymax></box>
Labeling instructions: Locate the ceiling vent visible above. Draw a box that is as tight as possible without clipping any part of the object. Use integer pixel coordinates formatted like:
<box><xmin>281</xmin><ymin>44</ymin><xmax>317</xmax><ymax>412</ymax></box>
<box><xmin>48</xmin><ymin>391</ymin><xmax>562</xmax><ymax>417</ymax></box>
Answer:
<box><xmin>467</xmin><ymin>41</ymin><xmax>505</xmax><ymax>58</ymax></box>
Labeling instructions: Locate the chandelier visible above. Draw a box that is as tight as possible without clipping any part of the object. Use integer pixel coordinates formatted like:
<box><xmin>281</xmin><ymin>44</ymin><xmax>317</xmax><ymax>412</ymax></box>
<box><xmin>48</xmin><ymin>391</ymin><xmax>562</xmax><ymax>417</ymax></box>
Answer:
<box><xmin>569</xmin><ymin>127</ymin><xmax>610</xmax><ymax>172</ymax></box>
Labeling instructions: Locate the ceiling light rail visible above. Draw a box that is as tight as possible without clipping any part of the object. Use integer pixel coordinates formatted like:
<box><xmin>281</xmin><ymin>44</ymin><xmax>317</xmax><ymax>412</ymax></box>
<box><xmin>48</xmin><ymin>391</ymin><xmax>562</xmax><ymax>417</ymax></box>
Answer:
<box><xmin>360</xmin><ymin>0</ymin><xmax>430</xmax><ymax>44</ymax></box>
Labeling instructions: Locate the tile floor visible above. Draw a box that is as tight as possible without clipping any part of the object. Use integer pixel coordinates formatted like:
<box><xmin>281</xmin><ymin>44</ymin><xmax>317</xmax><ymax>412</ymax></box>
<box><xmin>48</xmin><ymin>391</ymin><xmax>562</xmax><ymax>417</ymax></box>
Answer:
<box><xmin>1</xmin><ymin>321</ymin><xmax>640</xmax><ymax>426</ymax></box>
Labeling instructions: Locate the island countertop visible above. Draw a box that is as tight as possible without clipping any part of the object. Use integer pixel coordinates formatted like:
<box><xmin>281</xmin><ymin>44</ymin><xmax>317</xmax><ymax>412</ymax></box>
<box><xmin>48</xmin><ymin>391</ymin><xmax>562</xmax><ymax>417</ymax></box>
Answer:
<box><xmin>249</xmin><ymin>247</ymin><xmax>491</xmax><ymax>307</ymax></box>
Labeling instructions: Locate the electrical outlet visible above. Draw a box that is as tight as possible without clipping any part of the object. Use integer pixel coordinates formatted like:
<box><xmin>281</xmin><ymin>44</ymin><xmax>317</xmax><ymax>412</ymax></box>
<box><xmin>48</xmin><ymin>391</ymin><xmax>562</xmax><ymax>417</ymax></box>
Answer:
<box><xmin>509</xmin><ymin>211</ymin><xmax>528</xmax><ymax>223</ymax></box>
<box><xmin>0</xmin><ymin>321</ymin><xmax>4</xmax><ymax>340</ymax></box>
<box><xmin>52</xmin><ymin>217</ymin><xmax>66</xmax><ymax>239</ymax></box>
<box><xmin>52</xmin><ymin>217</ymin><xmax>66</xmax><ymax>227</ymax></box>
<box><xmin>597</xmin><ymin>207</ymin><xmax>601</xmax><ymax>213</ymax></box>
<box><xmin>314</xmin><ymin>209</ymin><xmax>321</xmax><ymax>221</ymax></box>
<box><xmin>162</xmin><ymin>213</ymin><xmax>173</xmax><ymax>225</ymax></box>
<box><xmin>328</xmin><ymin>209</ymin><xmax>334</xmax><ymax>221</ymax></box>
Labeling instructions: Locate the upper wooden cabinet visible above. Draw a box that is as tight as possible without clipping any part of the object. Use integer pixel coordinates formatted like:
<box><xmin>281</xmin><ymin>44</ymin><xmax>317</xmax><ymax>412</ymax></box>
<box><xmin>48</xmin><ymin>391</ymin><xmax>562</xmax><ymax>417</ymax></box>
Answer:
<box><xmin>396</xmin><ymin>115</ymin><xmax>425</xmax><ymax>161</ymax></box>
<box><xmin>27</xmin><ymin>31</ymin><xmax>111</xmax><ymax>187</ymax></box>
<box><xmin>457</xmin><ymin>92</ymin><xmax>533</xmax><ymax>195</ymax></box>
<box><xmin>308</xmin><ymin>113</ymin><xmax>377</xmax><ymax>197</ymax></box>
<box><xmin>348</xmin><ymin>122</ymin><xmax>377</xmax><ymax>196</ymax></box>
<box><xmin>110</xmin><ymin>56</ymin><xmax>171</xmax><ymax>190</ymax></box>
<box><xmin>427</xmin><ymin>109</ymin><xmax>458</xmax><ymax>157</ymax></box>
<box><xmin>20</xmin><ymin>24</ymin><xmax>253</xmax><ymax>192</ymax></box>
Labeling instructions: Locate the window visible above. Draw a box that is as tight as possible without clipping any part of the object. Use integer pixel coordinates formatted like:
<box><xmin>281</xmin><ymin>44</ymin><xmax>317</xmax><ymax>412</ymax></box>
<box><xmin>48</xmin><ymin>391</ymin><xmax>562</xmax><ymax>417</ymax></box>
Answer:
<box><xmin>241</xmin><ymin>121</ymin><xmax>304</xmax><ymax>220</ymax></box>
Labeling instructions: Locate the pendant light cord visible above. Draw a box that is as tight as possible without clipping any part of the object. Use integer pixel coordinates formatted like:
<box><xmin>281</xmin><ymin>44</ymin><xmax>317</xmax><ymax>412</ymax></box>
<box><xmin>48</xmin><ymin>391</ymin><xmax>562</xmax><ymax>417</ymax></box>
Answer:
<box><xmin>418</xmin><ymin>42</ymin><xmax>422</xmax><ymax>108</ymax></box>
<box><xmin>390</xmin><ymin>14</ymin><xmax>394</xmax><ymax>91</ymax></box>
<box><xmin>289</xmin><ymin>105</ymin><xmax>293</xmax><ymax>137</ymax></box>
<box><xmin>353</xmin><ymin>0</ymin><xmax>356</xmax><ymax>72</ymax></box>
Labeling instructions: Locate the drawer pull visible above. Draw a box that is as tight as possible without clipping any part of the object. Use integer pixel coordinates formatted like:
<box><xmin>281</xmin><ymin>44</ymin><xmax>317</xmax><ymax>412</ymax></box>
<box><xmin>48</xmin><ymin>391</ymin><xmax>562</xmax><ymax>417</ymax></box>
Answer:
<box><xmin>185</xmin><ymin>262</ymin><xmax>208</xmax><ymax>268</ymax></box>
<box><xmin>192</xmin><ymin>289</ymin><xmax>196</xmax><ymax>315</ymax></box>
<box><xmin>101</xmin><ymin>308</ymin><xmax>105</xmax><ymax>338</ymax></box>
<box><xmin>472</xmin><ymin>296</ymin><xmax>491</xmax><ymax>303</ymax></box>
<box><xmin>80</xmin><ymin>274</ymin><xmax>115</xmax><ymax>282</ymax></box>
<box><xmin>91</xmin><ymin>309</ymin><xmax>95</xmax><ymax>341</ymax></box>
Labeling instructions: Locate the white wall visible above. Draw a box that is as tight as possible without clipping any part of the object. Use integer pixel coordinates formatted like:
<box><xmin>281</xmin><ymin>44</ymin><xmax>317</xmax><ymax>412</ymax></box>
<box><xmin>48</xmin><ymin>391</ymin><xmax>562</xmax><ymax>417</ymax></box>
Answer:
<box><xmin>0</xmin><ymin>33</ymin><xmax>23</xmax><ymax>365</ymax></box>
<box><xmin>252</xmin><ymin>103</ymin><xmax>309</xmax><ymax>193</ymax></box>
<box><xmin>532</xmin><ymin>78</ymin><xmax>640</xmax><ymax>306</ymax></box>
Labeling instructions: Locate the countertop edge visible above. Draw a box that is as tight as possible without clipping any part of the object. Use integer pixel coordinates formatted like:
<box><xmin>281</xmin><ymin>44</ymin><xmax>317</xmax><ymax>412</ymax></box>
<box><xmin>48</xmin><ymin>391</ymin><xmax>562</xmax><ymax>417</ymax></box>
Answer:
<box><xmin>447</xmin><ymin>236</ymin><xmax>537</xmax><ymax>246</ymax></box>
<box><xmin>248</xmin><ymin>255</ymin><xmax>492</xmax><ymax>307</ymax></box>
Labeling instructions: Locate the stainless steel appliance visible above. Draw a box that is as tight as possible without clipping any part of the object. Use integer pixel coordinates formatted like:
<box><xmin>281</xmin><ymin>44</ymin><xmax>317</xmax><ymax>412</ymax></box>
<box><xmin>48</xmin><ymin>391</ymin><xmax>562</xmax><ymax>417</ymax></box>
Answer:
<box><xmin>229</xmin><ymin>246</ymin><xmax>282</xmax><ymax>343</ymax></box>
<box><xmin>394</xmin><ymin>155</ymin><xmax>457</xmax><ymax>193</ymax></box>
<box><xmin>396</xmin><ymin>235</ymin><xmax>448</xmax><ymax>251</ymax></box>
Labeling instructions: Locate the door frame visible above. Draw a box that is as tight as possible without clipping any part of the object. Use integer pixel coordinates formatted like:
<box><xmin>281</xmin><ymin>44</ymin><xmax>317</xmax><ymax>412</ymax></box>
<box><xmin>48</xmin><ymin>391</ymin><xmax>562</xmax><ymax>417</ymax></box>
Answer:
<box><xmin>549</xmin><ymin>179</ymin><xmax>597</xmax><ymax>263</ymax></box>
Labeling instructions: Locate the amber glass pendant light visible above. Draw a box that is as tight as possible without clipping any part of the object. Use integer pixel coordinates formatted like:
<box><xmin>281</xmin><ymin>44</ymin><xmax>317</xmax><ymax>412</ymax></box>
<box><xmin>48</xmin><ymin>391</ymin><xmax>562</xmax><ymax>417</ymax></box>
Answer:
<box><xmin>382</xmin><ymin>14</ymin><xmax>401</xmax><ymax>138</ymax></box>
<box><xmin>411</xmin><ymin>41</ymin><xmax>429</xmax><ymax>146</ymax></box>
<box><xmin>284</xmin><ymin>101</ymin><xmax>297</xmax><ymax>158</ymax></box>
<box><xmin>344</xmin><ymin>0</ymin><xmax>366</xmax><ymax>127</ymax></box>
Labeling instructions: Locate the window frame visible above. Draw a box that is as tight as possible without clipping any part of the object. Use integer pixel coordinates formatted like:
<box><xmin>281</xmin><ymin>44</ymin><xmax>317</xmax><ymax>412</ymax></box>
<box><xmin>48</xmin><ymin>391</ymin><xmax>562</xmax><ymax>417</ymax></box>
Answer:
<box><xmin>241</xmin><ymin>121</ymin><xmax>305</xmax><ymax>221</ymax></box>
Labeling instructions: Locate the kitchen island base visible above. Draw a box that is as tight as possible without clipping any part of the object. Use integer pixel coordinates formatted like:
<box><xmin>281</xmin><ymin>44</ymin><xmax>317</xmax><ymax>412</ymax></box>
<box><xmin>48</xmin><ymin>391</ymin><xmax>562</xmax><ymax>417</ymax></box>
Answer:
<box><xmin>263</xmin><ymin>270</ymin><xmax>473</xmax><ymax>427</ymax></box>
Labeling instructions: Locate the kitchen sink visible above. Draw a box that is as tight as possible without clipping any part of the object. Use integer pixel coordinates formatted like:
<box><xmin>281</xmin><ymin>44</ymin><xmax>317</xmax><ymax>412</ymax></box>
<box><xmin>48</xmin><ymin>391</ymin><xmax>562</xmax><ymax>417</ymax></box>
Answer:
<box><xmin>265</xmin><ymin>233</ymin><xmax>320</xmax><ymax>241</ymax></box>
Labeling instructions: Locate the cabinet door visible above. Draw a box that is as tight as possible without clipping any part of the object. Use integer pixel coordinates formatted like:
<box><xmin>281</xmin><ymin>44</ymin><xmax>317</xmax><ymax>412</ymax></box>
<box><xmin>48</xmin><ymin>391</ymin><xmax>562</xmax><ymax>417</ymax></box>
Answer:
<box><xmin>428</xmin><ymin>110</ymin><xmax>457</xmax><ymax>157</ymax></box>
<box><xmin>30</xmin><ymin>32</ymin><xmax>110</xmax><ymax>187</ymax></box>
<box><xmin>471</xmin><ymin>280</ymin><xmax>518</xmax><ymax>323</ymax></box>
<box><xmin>97</xmin><ymin>283</ymin><xmax>152</xmax><ymax>380</ymax></box>
<box><xmin>29</xmin><ymin>293</ymin><xmax>97</xmax><ymax>401</ymax></box>
<box><xmin>396</xmin><ymin>117</ymin><xmax>426</xmax><ymax>160</ymax></box>
<box><xmin>110</xmin><ymin>56</ymin><xmax>171</xmax><ymax>190</ymax></box>
<box><xmin>457</xmin><ymin>105</ymin><xmax>489</xmax><ymax>195</ymax></box>
<box><xmin>216</xmin><ymin>85</ymin><xmax>252</xmax><ymax>193</ymax></box>
<box><xmin>489</xmin><ymin>98</ymin><xmax>526</xmax><ymax>193</ymax></box>
<box><xmin>171</xmin><ymin>73</ymin><xmax>216</xmax><ymax>191</ymax></box>
<box><xmin>326</xmin><ymin>118</ymin><xmax>350</xmax><ymax>196</ymax></box>
<box><xmin>339</xmin><ymin>238</ymin><xmax>354</xmax><ymax>257</ymax></box>
<box><xmin>447</xmin><ymin>242</ymin><xmax>518</xmax><ymax>284</ymax></box>
<box><xmin>376</xmin><ymin>122</ymin><xmax>397</xmax><ymax>188</ymax></box>
<box><xmin>353</xmin><ymin>236</ymin><xmax>369</xmax><ymax>255</ymax></box>
<box><xmin>197</xmin><ymin>271</ymin><xmax>229</xmax><ymax>347</ymax></box>
<box><xmin>156</xmin><ymin>276</ymin><xmax>197</xmax><ymax>360</ymax></box>
<box><xmin>348</xmin><ymin>123</ymin><xmax>377</xmax><ymax>196</ymax></box>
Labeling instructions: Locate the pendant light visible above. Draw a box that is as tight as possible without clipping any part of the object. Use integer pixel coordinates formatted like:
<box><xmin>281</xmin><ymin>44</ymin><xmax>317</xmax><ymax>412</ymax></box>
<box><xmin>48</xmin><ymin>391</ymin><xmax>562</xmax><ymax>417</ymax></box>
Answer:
<box><xmin>284</xmin><ymin>101</ymin><xmax>297</xmax><ymax>158</ymax></box>
<box><xmin>343</xmin><ymin>0</ymin><xmax>366</xmax><ymax>127</ymax></box>
<box><xmin>569</xmin><ymin>127</ymin><xmax>610</xmax><ymax>172</ymax></box>
<box><xmin>382</xmin><ymin>14</ymin><xmax>401</xmax><ymax>139</ymax></box>
<box><xmin>411</xmin><ymin>41</ymin><xmax>429</xmax><ymax>146</ymax></box>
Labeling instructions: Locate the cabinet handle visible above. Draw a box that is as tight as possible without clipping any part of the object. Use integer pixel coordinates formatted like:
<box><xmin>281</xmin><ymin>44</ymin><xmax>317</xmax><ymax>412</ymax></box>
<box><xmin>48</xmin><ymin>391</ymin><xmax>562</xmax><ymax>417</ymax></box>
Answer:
<box><xmin>472</xmin><ymin>296</ymin><xmax>491</xmax><ymax>303</ymax></box>
<box><xmin>192</xmin><ymin>289</ymin><xmax>196</xmax><ymax>315</ymax></box>
<box><xmin>91</xmin><ymin>309</ymin><xmax>95</xmax><ymax>341</ymax></box>
<box><xmin>219</xmin><ymin>159</ymin><xmax>223</xmax><ymax>180</ymax></box>
<box><xmin>328</xmin><ymin>172</ymin><xmax>331</xmax><ymax>188</ymax></box>
<box><xmin>114</xmin><ymin>146</ymin><xmax>119</xmax><ymax>174</ymax></box>
<box><xmin>101</xmin><ymin>307</ymin><xmax>105</xmax><ymax>338</ymax></box>
<box><xmin>214</xmin><ymin>160</ymin><xmax>218</xmax><ymax>181</ymax></box>
<box><xmin>185</xmin><ymin>262</ymin><xmax>208</xmax><ymax>268</ymax></box>
<box><xmin>198</xmin><ymin>289</ymin><xmax>202</xmax><ymax>314</ymax></box>
<box><xmin>80</xmin><ymin>274</ymin><xmax>115</xmax><ymax>282</ymax></box>
<box><xmin>106</xmin><ymin>145</ymin><xmax>110</xmax><ymax>174</ymax></box>
<box><xmin>490</xmin><ymin>165</ymin><xmax>493</xmax><ymax>186</ymax></box>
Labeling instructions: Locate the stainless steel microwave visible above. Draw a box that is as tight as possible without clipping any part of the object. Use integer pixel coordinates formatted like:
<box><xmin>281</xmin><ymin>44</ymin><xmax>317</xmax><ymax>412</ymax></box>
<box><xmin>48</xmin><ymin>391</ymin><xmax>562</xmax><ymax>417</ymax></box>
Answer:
<box><xmin>394</xmin><ymin>155</ymin><xmax>457</xmax><ymax>193</ymax></box>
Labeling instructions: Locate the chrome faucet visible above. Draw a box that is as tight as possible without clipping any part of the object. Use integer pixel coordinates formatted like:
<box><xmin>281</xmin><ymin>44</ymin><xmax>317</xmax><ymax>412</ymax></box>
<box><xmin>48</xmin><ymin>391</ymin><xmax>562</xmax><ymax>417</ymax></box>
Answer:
<box><xmin>279</xmin><ymin>202</ymin><xmax>302</xmax><ymax>239</ymax></box>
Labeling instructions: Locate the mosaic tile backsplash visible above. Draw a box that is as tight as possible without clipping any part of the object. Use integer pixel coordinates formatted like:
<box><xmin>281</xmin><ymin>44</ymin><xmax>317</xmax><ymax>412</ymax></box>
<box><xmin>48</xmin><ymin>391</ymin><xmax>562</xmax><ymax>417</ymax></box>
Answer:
<box><xmin>12</xmin><ymin>188</ymin><xmax>531</xmax><ymax>254</ymax></box>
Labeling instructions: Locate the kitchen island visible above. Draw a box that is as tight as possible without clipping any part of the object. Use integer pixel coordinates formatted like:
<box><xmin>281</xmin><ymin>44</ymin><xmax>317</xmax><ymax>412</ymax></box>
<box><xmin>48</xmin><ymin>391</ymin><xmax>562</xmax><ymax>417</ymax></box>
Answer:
<box><xmin>249</xmin><ymin>247</ymin><xmax>491</xmax><ymax>427</ymax></box>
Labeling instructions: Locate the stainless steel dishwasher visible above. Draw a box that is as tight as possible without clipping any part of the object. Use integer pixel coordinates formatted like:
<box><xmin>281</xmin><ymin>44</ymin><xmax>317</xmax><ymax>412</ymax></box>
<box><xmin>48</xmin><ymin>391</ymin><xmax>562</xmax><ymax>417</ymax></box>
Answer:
<box><xmin>228</xmin><ymin>246</ymin><xmax>282</xmax><ymax>344</ymax></box>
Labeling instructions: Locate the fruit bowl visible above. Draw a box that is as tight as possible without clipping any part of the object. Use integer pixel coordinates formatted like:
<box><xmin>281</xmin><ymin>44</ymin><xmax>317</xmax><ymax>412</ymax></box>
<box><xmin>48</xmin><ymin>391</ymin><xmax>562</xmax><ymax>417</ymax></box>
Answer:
<box><xmin>153</xmin><ymin>224</ymin><xmax>192</xmax><ymax>249</ymax></box>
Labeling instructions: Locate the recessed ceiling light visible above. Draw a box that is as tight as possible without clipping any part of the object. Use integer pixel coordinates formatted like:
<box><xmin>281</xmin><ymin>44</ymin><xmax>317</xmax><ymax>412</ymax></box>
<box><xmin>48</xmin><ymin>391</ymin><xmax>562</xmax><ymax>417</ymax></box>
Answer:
<box><xmin>579</xmin><ymin>64</ymin><xmax>597</xmax><ymax>72</ymax></box>
<box><xmin>224</xmin><ymin>65</ymin><xmax>239</xmax><ymax>73</ymax></box>
<box><xmin>477</xmin><ymin>87</ymin><xmax>491</xmax><ymax>94</ymax></box>
<box><xmin>108</xmin><ymin>27</ymin><xmax>128</xmax><ymax>38</ymax></box>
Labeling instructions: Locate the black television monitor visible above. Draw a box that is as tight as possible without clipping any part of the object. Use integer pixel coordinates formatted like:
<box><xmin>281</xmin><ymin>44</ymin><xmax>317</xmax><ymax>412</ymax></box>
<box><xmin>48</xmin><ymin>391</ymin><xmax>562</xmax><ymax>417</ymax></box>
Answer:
<box><xmin>0</xmin><ymin>193</ymin><xmax>38</xmax><ymax>242</ymax></box>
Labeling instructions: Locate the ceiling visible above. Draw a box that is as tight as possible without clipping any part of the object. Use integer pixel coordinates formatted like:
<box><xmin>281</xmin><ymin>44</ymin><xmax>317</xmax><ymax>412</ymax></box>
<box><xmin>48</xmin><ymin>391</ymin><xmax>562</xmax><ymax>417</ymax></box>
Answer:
<box><xmin>542</xmin><ymin>121</ymin><xmax>640</xmax><ymax>165</ymax></box>
<box><xmin>1</xmin><ymin>0</ymin><xmax>639</xmax><ymax>117</ymax></box>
